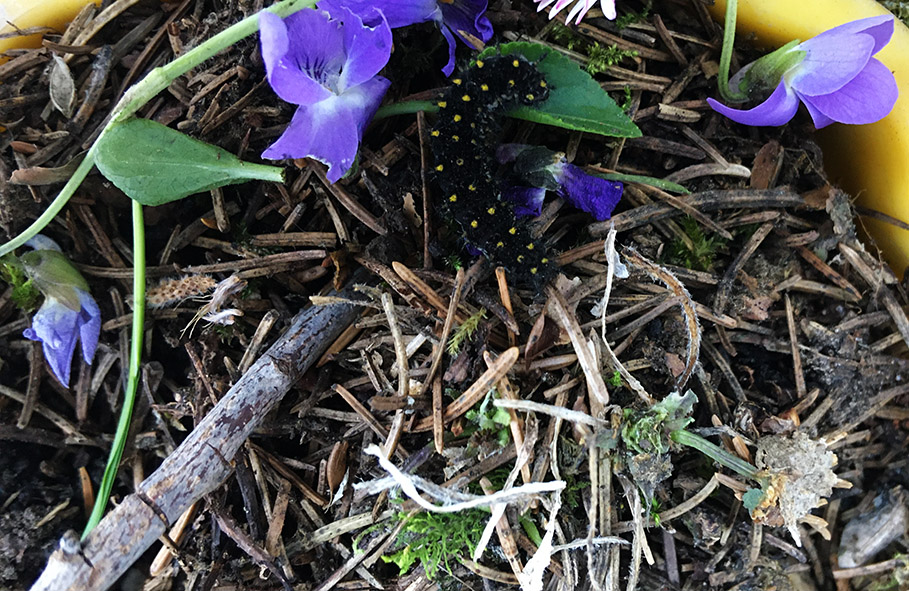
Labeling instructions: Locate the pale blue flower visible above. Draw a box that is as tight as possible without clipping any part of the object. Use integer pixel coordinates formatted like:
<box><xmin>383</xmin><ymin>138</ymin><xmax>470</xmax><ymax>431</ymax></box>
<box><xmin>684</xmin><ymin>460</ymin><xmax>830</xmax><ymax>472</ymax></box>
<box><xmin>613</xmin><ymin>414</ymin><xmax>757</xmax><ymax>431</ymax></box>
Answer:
<box><xmin>708</xmin><ymin>15</ymin><xmax>898</xmax><ymax>128</ymax></box>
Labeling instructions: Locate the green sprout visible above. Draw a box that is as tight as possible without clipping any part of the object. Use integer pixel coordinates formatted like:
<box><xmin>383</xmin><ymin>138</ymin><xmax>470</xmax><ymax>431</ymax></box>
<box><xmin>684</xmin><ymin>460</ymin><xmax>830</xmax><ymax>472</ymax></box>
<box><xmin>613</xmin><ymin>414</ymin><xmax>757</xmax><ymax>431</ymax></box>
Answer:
<box><xmin>650</xmin><ymin>498</ymin><xmax>662</xmax><ymax>527</ymax></box>
<box><xmin>447</xmin><ymin>307</ymin><xmax>486</xmax><ymax>356</ymax></box>
<box><xmin>608</xmin><ymin>370</ymin><xmax>623</xmax><ymax>388</ymax></box>
<box><xmin>382</xmin><ymin>509</ymin><xmax>487</xmax><ymax>579</ymax></box>
<box><xmin>445</xmin><ymin>254</ymin><xmax>463</xmax><ymax>271</ymax></box>
<box><xmin>667</xmin><ymin>216</ymin><xmax>727</xmax><ymax>271</ymax></box>
<box><xmin>465</xmin><ymin>390</ymin><xmax>512</xmax><ymax>447</ymax></box>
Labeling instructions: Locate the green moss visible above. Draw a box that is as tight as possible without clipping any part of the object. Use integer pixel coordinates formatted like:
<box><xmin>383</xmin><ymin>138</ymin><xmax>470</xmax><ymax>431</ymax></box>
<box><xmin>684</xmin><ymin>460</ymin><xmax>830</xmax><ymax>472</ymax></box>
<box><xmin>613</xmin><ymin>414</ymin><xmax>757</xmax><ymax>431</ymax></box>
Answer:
<box><xmin>382</xmin><ymin>509</ymin><xmax>487</xmax><ymax>579</ymax></box>
<box><xmin>447</xmin><ymin>307</ymin><xmax>486</xmax><ymax>356</ymax></box>
<box><xmin>0</xmin><ymin>256</ymin><xmax>40</xmax><ymax>312</ymax></box>
<box><xmin>666</xmin><ymin>216</ymin><xmax>727</xmax><ymax>271</ymax></box>
<box><xmin>586</xmin><ymin>42</ymin><xmax>639</xmax><ymax>75</ymax></box>
<box><xmin>615</xmin><ymin>1</ymin><xmax>652</xmax><ymax>29</ymax></box>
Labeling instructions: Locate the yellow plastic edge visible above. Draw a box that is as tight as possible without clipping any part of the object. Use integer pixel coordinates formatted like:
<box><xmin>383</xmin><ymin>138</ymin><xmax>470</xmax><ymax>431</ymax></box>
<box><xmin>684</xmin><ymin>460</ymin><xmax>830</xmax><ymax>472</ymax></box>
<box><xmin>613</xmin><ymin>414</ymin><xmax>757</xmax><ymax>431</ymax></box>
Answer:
<box><xmin>0</xmin><ymin>0</ymin><xmax>101</xmax><ymax>55</ymax></box>
<box><xmin>709</xmin><ymin>0</ymin><xmax>909</xmax><ymax>276</ymax></box>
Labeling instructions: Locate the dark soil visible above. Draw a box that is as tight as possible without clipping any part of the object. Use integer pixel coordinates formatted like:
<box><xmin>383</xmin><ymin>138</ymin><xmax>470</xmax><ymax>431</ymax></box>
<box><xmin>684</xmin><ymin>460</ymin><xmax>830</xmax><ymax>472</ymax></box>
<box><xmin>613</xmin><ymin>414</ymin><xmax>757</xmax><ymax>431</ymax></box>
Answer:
<box><xmin>2</xmin><ymin>1</ymin><xmax>909</xmax><ymax>590</ymax></box>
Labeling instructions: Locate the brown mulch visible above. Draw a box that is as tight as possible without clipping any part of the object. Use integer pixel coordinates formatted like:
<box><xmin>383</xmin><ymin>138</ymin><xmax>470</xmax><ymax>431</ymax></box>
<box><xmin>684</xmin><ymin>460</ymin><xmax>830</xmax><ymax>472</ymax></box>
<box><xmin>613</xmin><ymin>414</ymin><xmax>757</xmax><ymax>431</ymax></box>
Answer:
<box><xmin>2</xmin><ymin>1</ymin><xmax>909</xmax><ymax>590</ymax></box>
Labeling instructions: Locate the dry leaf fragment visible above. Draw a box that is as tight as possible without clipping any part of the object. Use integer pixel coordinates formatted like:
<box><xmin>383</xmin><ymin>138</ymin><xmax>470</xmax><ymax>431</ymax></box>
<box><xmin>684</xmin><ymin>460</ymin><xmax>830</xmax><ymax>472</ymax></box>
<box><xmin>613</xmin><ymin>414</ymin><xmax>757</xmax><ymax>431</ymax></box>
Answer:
<box><xmin>49</xmin><ymin>54</ymin><xmax>75</xmax><ymax>118</ymax></box>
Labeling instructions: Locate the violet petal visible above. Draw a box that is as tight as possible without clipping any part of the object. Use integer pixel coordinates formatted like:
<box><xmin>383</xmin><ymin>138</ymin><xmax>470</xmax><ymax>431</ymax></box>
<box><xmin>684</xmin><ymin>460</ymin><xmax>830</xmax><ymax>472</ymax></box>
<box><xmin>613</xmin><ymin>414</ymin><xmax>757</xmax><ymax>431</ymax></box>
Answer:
<box><xmin>791</xmin><ymin>32</ymin><xmax>874</xmax><ymax>96</ymax></box>
<box><xmin>263</xmin><ymin>76</ymin><xmax>391</xmax><ymax>182</ymax></box>
<box><xmin>24</xmin><ymin>297</ymin><xmax>81</xmax><ymax>387</ymax></box>
<box><xmin>438</xmin><ymin>0</ymin><xmax>493</xmax><ymax>44</ymax></box>
<box><xmin>260</xmin><ymin>10</ymin><xmax>342</xmax><ymax>105</ymax></box>
<box><xmin>553</xmin><ymin>163</ymin><xmax>622</xmax><ymax>221</ymax></box>
<box><xmin>799</xmin><ymin>98</ymin><xmax>836</xmax><ymax>129</ymax></box>
<box><xmin>338</xmin><ymin>6</ymin><xmax>392</xmax><ymax>90</ymax></box>
<box><xmin>503</xmin><ymin>185</ymin><xmax>547</xmax><ymax>218</ymax></box>
<box><xmin>707</xmin><ymin>80</ymin><xmax>800</xmax><ymax>127</ymax></box>
<box><xmin>77</xmin><ymin>289</ymin><xmax>101</xmax><ymax>365</ymax></box>
<box><xmin>319</xmin><ymin>0</ymin><xmax>439</xmax><ymax>28</ymax></box>
<box><xmin>808</xmin><ymin>14</ymin><xmax>894</xmax><ymax>55</ymax></box>
<box><xmin>798</xmin><ymin>57</ymin><xmax>898</xmax><ymax>125</ymax></box>
<box><xmin>438</xmin><ymin>23</ymin><xmax>459</xmax><ymax>77</ymax></box>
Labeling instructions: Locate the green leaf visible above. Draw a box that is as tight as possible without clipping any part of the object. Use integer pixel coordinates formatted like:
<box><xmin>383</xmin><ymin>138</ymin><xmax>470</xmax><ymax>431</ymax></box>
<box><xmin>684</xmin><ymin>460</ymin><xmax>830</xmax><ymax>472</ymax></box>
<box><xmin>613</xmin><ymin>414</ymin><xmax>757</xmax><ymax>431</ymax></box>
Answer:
<box><xmin>480</xmin><ymin>42</ymin><xmax>641</xmax><ymax>139</ymax></box>
<box><xmin>94</xmin><ymin>118</ymin><xmax>285</xmax><ymax>206</ymax></box>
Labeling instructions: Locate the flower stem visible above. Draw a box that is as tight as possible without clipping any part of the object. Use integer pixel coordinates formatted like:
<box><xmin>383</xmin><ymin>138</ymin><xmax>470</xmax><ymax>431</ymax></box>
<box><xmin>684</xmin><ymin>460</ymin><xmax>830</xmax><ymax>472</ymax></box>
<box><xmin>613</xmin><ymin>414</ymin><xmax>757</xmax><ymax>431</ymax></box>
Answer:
<box><xmin>374</xmin><ymin>100</ymin><xmax>439</xmax><ymax>121</ymax></box>
<box><xmin>83</xmin><ymin>200</ymin><xmax>146</xmax><ymax>537</ymax></box>
<box><xmin>670</xmin><ymin>429</ymin><xmax>759</xmax><ymax>480</ymax></box>
<box><xmin>0</xmin><ymin>0</ymin><xmax>315</xmax><ymax>258</ymax></box>
<box><xmin>716</xmin><ymin>0</ymin><xmax>748</xmax><ymax>102</ymax></box>
<box><xmin>74</xmin><ymin>0</ymin><xmax>313</xmax><ymax>536</ymax></box>
<box><xmin>0</xmin><ymin>153</ymin><xmax>95</xmax><ymax>258</ymax></box>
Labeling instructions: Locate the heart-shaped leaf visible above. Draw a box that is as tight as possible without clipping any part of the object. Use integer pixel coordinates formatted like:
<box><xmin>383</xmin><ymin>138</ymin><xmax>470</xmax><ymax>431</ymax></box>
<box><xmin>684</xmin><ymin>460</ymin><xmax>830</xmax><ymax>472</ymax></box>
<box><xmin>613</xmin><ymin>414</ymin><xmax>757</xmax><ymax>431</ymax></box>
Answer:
<box><xmin>94</xmin><ymin>118</ymin><xmax>284</xmax><ymax>206</ymax></box>
<box><xmin>480</xmin><ymin>42</ymin><xmax>641</xmax><ymax>138</ymax></box>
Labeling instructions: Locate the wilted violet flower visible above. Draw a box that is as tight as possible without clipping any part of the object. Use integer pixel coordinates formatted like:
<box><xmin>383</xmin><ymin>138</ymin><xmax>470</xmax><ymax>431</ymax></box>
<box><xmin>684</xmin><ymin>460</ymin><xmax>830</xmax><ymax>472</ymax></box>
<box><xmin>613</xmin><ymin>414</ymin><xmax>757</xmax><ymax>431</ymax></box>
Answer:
<box><xmin>708</xmin><ymin>15</ymin><xmax>898</xmax><ymax>128</ymax></box>
<box><xmin>320</xmin><ymin>0</ymin><xmax>493</xmax><ymax>76</ymax></box>
<box><xmin>18</xmin><ymin>246</ymin><xmax>100</xmax><ymax>387</ymax></box>
<box><xmin>260</xmin><ymin>6</ymin><xmax>392</xmax><ymax>182</ymax></box>
<box><xmin>533</xmin><ymin>0</ymin><xmax>616</xmax><ymax>24</ymax></box>
<box><xmin>498</xmin><ymin>144</ymin><xmax>623</xmax><ymax>220</ymax></box>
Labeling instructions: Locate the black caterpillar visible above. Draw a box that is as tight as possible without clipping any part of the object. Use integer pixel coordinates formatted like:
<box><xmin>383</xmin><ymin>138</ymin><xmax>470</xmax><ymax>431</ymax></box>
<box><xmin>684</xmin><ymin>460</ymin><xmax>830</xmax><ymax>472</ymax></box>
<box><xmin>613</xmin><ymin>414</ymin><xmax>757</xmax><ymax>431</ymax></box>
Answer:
<box><xmin>430</xmin><ymin>54</ymin><xmax>554</xmax><ymax>284</ymax></box>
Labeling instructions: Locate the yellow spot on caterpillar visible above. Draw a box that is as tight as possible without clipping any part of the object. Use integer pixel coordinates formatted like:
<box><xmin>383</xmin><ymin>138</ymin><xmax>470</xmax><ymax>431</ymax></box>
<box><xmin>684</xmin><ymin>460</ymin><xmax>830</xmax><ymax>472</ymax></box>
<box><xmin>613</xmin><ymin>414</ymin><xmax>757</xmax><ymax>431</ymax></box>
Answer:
<box><xmin>526</xmin><ymin>243</ymin><xmax>534</xmax><ymax>250</ymax></box>
<box><xmin>512</xmin><ymin>59</ymin><xmax>520</xmax><ymax>67</ymax></box>
<box><xmin>526</xmin><ymin>93</ymin><xmax>535</xmax><ymax>101</ymax></box>
<box><xmin>452</xmin><ymin>135</ymin><xmax>459</xmax><ymax>141</ymax></box>
<box><xmin>454</xmin><ymin>114</ymin><xmax>462</xmax><ymax>122</ymax></box>
<box><xmin>540</xmin><ymin>80</ymin><xmax>547</xmax><ymax>88</ymax></box>
<box><xmin>453</xmin><ymin>78</ymin><xmax>462</xmax><ymax>85</ymax></box>
<box><xmin>435</xmin><ymin>164</ymin><xmax>444</xmax><ymax>171</ymax></box>
<box><xmin>476</xmin><ymin>60</ymin><xmax>484</xmax><ymax>68</ymax></box>
<box><xmin>456</xmin><ymin>158</ymin><xmax>464</xmax><ymax>165</ymax></box>
<box><xmin>470</xmin><ymin>122</ymin><xmax>476</xmax><ymax>128</ymax></box>
<box><xmin>480</xmin><ymin>84</ymin><xmax>489</xmax><ymax>91</ymax></box>
<box><xmin>541</xmin><ymin>258</ymin><xmax>549</xmax><ymax>263</ymax></box>
<box><xmin>431</xmin><ymin>130</ymin><xmax>440</xmax><ymax>137</ymax></box>
<box><xmin>438</xmin><ymin>101</ymin><xmax>447</xmax><ymax>108</ymax></box>
<box><xmin>508</xmin><ymin>80</ymin><xmax>515</xmax><ymax>86</ymax></box>
<box><xmin>471</xmin><ymin>220</ymin><xmax>479</xmax><ymax>228</ymax></box>
<box><xmin>449</xmin><ymin>194</ymin><xmax>457</xmax><ymax>202</ymax></box>
<box><xmin>468</xmin><ymin>184</ymin><xmax>477</xmax><ymax>191</ymax></box>
<box><xmin>496</xmin><ymin>241</ymin><xmax>504</xmax><ymax>248</ymax></box>
<box><xmin>487</xmin><ymin>207</ymin><xmax>495</xmax><ymax>215</ymax></box>
<box><xmin>462</xmin><ymin>94</ymin><xmax>471</xmax><ymax>102</ymax></box>
<box><xmin>508</xmin><ymin>227</ymin><xmax>517</xmax><ymax>235</ymax></box>
<box><xmin>530</xmin><ymin>267</ymin><xmax>538</xmax><ymax>274</ymax></box>
<box><xmin>517</xmin><ymin>255</ymin><xmax>525</xmax><ymax>262</ymax></box>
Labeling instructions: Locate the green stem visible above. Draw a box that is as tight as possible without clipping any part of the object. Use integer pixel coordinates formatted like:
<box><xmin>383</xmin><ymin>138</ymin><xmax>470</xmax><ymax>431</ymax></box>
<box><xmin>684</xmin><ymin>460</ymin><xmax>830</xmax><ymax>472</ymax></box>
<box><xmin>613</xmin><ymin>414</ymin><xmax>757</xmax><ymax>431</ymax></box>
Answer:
<box><xmin>374</xmin><ymin>100</ymin><xmax>438</xmax><ymax>121</ymax></box>
<box><xmin>0</xmin><ymin>0</ymin><xmax>315</xmax><ymax>258</ymax></box>
<box><xmin>76</xmin><ymin>0</ymin><xmax>319</xmax><ymax>538</ymax></box>
<box><xmin>716</xmin><ymin>0</ymin><xmax>748</xmax><ymax>102</ymax></box>
<box><xmin>0</xmin><ymin>153</ymin><xmax>96</xmax><ymax>258</ymax></box>
<box><xmin>83</xmin><ymin>200</ymin><xmax>146</xmax><ymax>537</ymax></box>
<box><xmin>112</xmin><ymin>0</ymin><xmax>315</xmax><ymax>124</ymax></box>
<box><xmin>670</xmin><ymin>429</ymin><xmax>759</xmax><ymax>480</ymax></box>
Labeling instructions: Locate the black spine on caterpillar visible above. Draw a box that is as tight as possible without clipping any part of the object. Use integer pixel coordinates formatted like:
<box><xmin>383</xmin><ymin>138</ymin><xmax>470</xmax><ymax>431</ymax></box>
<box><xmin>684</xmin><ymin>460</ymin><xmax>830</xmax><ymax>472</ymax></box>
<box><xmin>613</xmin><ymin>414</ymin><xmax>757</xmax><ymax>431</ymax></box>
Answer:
<box><xmin>429</xmin><ymin>55</ymin><xmax>554</xmax><ymax>284</ymax></box>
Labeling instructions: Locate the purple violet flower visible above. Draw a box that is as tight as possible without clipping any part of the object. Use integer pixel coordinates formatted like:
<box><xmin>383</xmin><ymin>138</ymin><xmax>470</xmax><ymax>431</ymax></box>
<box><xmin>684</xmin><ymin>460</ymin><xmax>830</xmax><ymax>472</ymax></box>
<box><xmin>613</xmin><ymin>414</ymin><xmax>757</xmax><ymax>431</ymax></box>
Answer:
<box><xmin>534</xmin><ymin>0</ymin><xmax>617</xmax><ymax>24</ymax></box>
<box><xmin>19</xmin><ymin>247</ymin><xmax>100</xmax><ymax>387</ymax></box>
<box><xmin>498</xmin><ymin>144</ymin><xmax>623</xmax><ymax>220</ymax></box>
<box><xmin>320</xmin><ymin>0</ymin><xmax>493</xmax><ymax>76</ymax></box>
<box><xmin>259</xmin><ymin>6</ymin><xmax>393</xmax><ymax>182</ymax></box>
<box><xmin>708</xmin><ymin>15</ymin><xmax>898</xmax><ymax>128</ymax></box>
